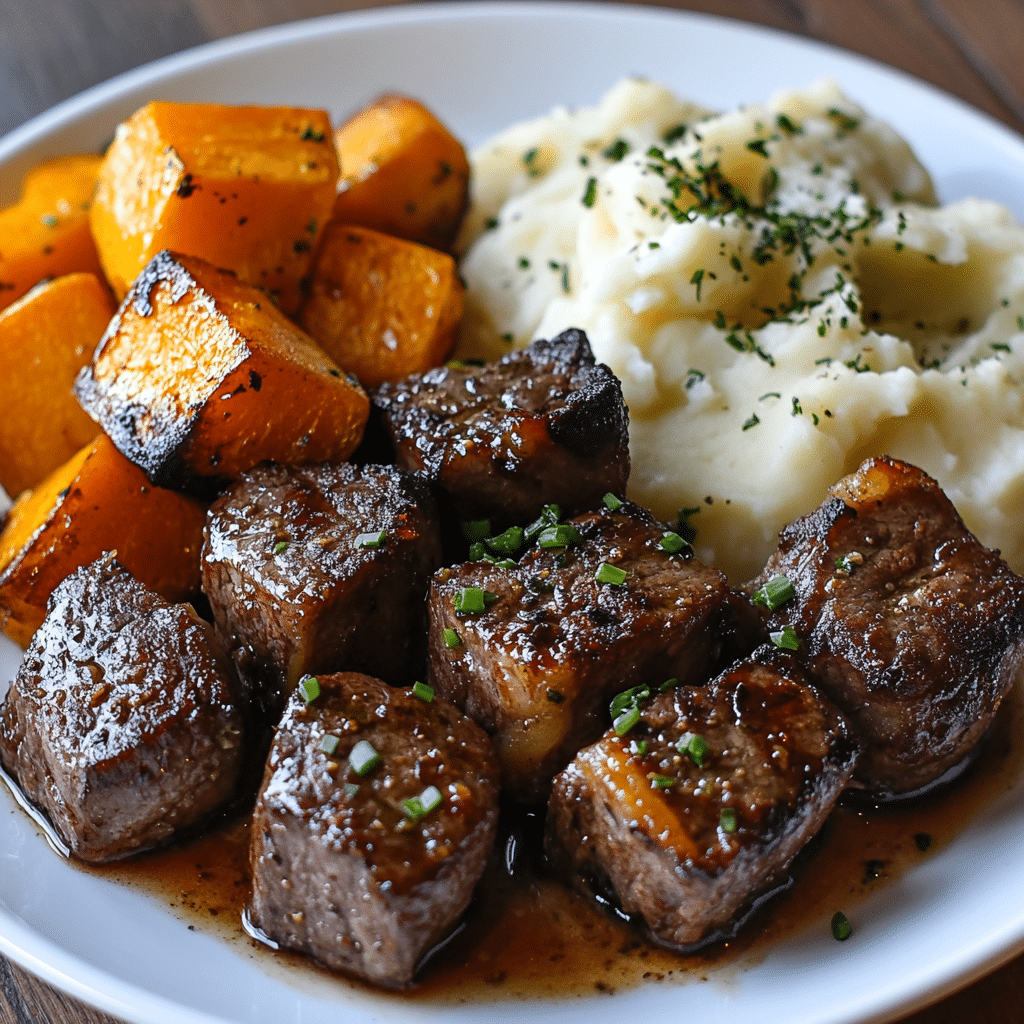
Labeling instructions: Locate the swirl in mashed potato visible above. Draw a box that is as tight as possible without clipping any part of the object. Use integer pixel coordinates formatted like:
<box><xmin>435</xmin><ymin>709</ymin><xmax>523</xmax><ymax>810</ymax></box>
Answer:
<box><xmin>455</xmin><ymin>78</ymin><xmax>1024</xmax><ymax>581</ymax></box>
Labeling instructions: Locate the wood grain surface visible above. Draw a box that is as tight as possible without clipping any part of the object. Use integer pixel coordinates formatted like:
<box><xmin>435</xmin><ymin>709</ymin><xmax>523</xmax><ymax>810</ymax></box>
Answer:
<box><xmin>1</xmin><ymin>1</ymin><xmax>1023</xmax><ymax>1021</ymax></box>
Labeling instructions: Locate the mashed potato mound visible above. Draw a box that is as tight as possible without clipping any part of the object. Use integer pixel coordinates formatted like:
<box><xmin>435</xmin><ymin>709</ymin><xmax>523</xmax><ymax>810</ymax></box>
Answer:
<box><xmin>456</xmin><ymin>78</ymin><xmax>1024</xmax><ymax>581</ymax></box>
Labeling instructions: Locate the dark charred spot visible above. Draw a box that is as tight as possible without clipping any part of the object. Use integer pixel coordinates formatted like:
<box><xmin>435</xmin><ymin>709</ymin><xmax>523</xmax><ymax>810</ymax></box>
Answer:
<box><xmin>433</xmin><ymin>161</ymin><xmax>453</xmax><ymax>185</ymax></box>
<box><xmin>249</xmin><ymin>370</ymin><xmax>263</xmax><ymax>392</ymax></box>
<box><xmin>176</xmin><ymin>174</ymin><xmax>196</xmax><ymax>198</ymax></box>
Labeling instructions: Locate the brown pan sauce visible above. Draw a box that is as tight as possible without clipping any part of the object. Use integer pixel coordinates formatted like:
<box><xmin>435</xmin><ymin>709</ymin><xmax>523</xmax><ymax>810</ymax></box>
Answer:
<box><xmin>78</xmin><ymin>679</ymin><xmax>1024</xmax><ymax>1002</ymax></box>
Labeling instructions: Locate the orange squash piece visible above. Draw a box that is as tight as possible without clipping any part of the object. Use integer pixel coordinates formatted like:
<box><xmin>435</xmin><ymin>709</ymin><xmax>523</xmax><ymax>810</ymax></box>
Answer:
<box><xmin>332</xmin><ymin>95</ymin><xmax>469</xmax><ymax>252</ymax></box>
<box><xmin>74</xmin><ymin>250</ymin><xmax>369</xmax><ymax>491</ymax></box>
<box><xmin>300</xmin><ymin>224</ymin><xmax>463</xmax><ymax>387</ymax></box>
<box><xmin>90</xmin><ymin>102</ymin><xmax>339</xmax><ymax>313</ymax></box>
<box><xmin>0</xmin><ymin>155</ymin><xmax>104</xmax><ymax>314</ymax></box>
<box><xmin>0</xmin><ymin>273</ymin><xmax>113</xmax><ymax>498</ymax></box>
<box><xmin>0</xmin><ymin>434</ymin><xmax>206</xmax><ymax>646</ymax></box>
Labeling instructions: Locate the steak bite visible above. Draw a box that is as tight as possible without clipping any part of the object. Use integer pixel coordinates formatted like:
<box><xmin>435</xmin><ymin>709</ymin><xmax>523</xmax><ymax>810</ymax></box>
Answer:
<box><xmin>248</xmin><ymin>671</ymin><xmax>499</xmax><ymax>988</ymax></box>
<box><xmin>546</xmin><ymin>650</ymin><xmax>857</xmax><ymax>950</ymax></box>
<box><xmin>428</xmin><ymin>503</ymin><xmax>742</xmax><ymax>802</ymax></box>
<box><xmin>372</xmin><ymin>328</ymin><xmax>629</xmax><ymax>531</ymax></box>
<box><xmin>0</xmin><ymin>554</ymin><xmax>244</xmax><ymax>862</ymax></box>
<box><xmin>202</xmin><ymin>462</ymin><xmax>442</xmax><ymax>709</ymax></box>
<box><xmin>749</xmin><ymin>456</ymin><xmax>1024</xmax><ymax>799</ymax></box>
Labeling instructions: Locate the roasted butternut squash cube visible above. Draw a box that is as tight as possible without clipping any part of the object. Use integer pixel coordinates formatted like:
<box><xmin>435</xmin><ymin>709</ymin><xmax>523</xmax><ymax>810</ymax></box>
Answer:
<box><xmin>332</xmin><ymin>95</ymin><xmax>469</xmax><ymax>252</ymax></box>
<box><xmin>0</xmin><ymin>273</ymin><xmax>113</xmax><ymax>498</ymax></box>
<box><xmin>74</xmin><ymin>251</ymin><xmax>369</xmax><ymax>491</ymax></box>
<box><xmin>0</xmin><ymin>155</ymin><xmax>104</xmax><ymax>313</ymax></box>
<box><xmin>90</xmin><ymin>102</ymin><xmax>338</xmax><ymax>312</ymax></box>
<box><xmin>300</xmin><ymin>224</ymin><xmax>463</xmax><ymax>387</ymax></box>
<box><xmin>0</xmin><ymin>434</ymin><xmax>206</xmax><ymax>646</ymax></box>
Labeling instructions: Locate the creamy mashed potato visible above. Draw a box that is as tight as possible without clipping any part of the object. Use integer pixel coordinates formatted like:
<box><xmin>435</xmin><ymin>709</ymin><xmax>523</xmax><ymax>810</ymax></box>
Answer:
<box><xmin>456</xmin><ymin>78</ymin><xmax>1024</xmax><ymax>581</ymax></box>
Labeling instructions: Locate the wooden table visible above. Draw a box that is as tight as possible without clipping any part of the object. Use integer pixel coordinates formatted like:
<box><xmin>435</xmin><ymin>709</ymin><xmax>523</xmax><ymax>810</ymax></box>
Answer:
<box><xmin>1</xmin><ymin>1</ymin><xmax>1023</xmax><ymax>1021</ymax></box>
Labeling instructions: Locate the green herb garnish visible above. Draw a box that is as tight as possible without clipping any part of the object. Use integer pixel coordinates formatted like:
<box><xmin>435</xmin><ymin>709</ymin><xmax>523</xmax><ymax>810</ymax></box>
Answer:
<box><xmin>595</xmin><ymin>563</ymin><xmax>627</xmax><ymax>585</ymax></box>
<box><xmin>349</xmin><ymin>739</ymin><xmax>380</xmax><ymax>777</ymax></box>
<box><xmin>752</xmin><ymin>575</ymin><xmax>795</xmax><ymax>611</ymax></box>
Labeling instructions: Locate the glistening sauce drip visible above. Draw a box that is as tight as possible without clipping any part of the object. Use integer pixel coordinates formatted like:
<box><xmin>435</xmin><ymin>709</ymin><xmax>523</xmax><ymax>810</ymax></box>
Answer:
<box><xmin>85</xmin><ymin>682</ymin><xmax>1022</xmax><ymax>1001</ymax></box>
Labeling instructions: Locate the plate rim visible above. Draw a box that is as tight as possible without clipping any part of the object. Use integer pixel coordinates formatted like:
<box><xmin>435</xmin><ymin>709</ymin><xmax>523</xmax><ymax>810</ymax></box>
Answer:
<box><xmin>2</xmin><ymin>4</ymin><xmax>1024</xmax><ymax>1024</ymax></box>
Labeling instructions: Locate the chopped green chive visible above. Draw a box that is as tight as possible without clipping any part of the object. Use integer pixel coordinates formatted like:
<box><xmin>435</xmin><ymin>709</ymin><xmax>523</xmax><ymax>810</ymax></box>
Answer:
<box><xmin>300</xmin><ymin>126</ymin><xmax>325</xmax><ymax>142</ymax></box>
<box><xmin>412</xmin><ymin>681</ymin><xmax>435</xmax><ymax>702</ymax></box>
<box><xmin>582</xmin><ymin>176</ymin><xmax>598</xmax><ymax>207</ymax></box>
<box><xmin>720</xmin><ymin>807</ymin><xmax>738</xmax><ymax>833</ymax></box>
<box><xmin>676</xmin><ymin>507</ymin><xmax>700</xmax><ymax>543</ymax></box>
<box><xmin>298</xmin><ymin>676</ymin><xmax>320</xmax><ymax>703</ymax></box>
<box><xmin>746</xmin><ymin>138</ymin><xmax>769</xmax><ymax>158</ymax></box>
<box><xmin>538</xmin><ymin>523</ymin><xmax>580</xmax><ymax>549</ymax></box>
<box><xmin>596</xmin><ymin>563</ymin><xmax>627</xmax><ymax>585</ymax></box>
<box><xmin>659</xmin><ymin>531</ymin><xmax>688</xmax><ymax>554</ymax></box>
<box><xmin>354</xmin><ymin>530</ymin><xmax>386</xmax><ymax>549</ymax></box>
<box><xmin>40</xmin><ymin>213</ymin><xmax>58</xmax><ymax>227</ymax></box>
<box><xmin>343</xmin><ymin>782</ymin><xmax>361</xmax><ymax>798</ymax></box>
<box><xmin>610</xmin><ymin>684</ymin><xmax>650</xmax><ymax>736</ymax></box>
<box><xmin>320</xmin><ymin>733</ymin><xmax>340</xmax><ymax>755</ymax></box>
<box><xmin>650</xmin><ymin>774</ymin><xmax>675</xmax><ymax>789</ymax></box>
<box><xmin>658</xmin><ymin>677</ymin><xmax>677</xmax><ymax>693</ymax></box>
<box><xmin>524</xmin><ymin>503</ymin><xmax>563</xmax><ymax>543</ymax></box>
<box><xmin>835</xmin><ymin>554</ymin><xmax>856</xmax><ymax>575</ymax></box>
<box><xmin>831</xmin><ymin>911</ymin><xmax>852</xmax><ymax>941</ymax></box>
<box><xmin>402</xmin><ymin>784</ymin><xmax>443</xmax><ymax>821</ymax></box>
<box><xmin>453</xmin><ymin>587</ymin><xmax>498</xmax><ymax>614</ymax></box>
<box><xmin>273</xmin><ymin>540</ymin><xmax>289</xmax><ymax>554</ymax></box>
<box><xmin>632</xmin><ymin>738</ymin><xmax>649</xmax><ymax>757</ymax></box>
<box><xmin>349</xmin><ymin>739</ymin><xmax>380</xmax><ymax>777</ymax></box>
<box><xmin>610</xmin><ymin>685</ymin><xmax>650</xmax><ymax>719</ymax></box>
<box><xmin>690</xmin><ymin>268</ymin><xmax>705</xmax><ymax>301</ymax></box>
<box><xmin>442</xmin><ymin>628</ymin><xmax>461</xmax><ymax>649</ymax></box>
<box><xmin>486</xmin><ymin>525</ymin><xmax>524</xmax><ymax>557</ymax></box>
<box><xmin>770</xmin><ymin>624</ymin><xmax>801</xmax><ymax>650</ymax></box>
<box><xmin>677</xmin><ymin>732</ymin><xmax>708</xmax><ymax>767</ymax></box>
<box><xmin>546</xmin><ymin>688</ymin><xmax>565</xmax><ymax>703</ymax></box>
<box><xmin>752</xmin><ymin>574</ymin><xmax>795</xmax><ymax>611</ymax></box>
<box><xmin>613</xmin><ymin>704</ymin><xmax>641</xmax><ymax>736</ymax></box>
<box><xmin>742</xmin><ymin>414</ymin><xmax>760</xmax><ymax>431</ymax></box>
<box><xmin>461</xmin><ymin>519</ymin><xmax>492</xmax><ymax>542</ymax></box>
<box><xmin>468</xmin><ymin>541</ymin><xmax>487</xmax><ymax>560</ymax></box>
<box><xmin>603</xmin><ymin>492</ymin><xmax>624</xmax><ymax>511</ymax></box>
<box><xmin>602</xmin><ymin>138</ymin><xmax>630</xmax><ymax>161</ymax></box>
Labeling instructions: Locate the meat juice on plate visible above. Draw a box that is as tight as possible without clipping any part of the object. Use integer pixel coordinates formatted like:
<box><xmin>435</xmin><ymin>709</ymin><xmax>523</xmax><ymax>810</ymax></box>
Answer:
<box><xmin>90</xmin><ymin>682</ymin><xmax>1021</xmax><ymax>1000</ymax></box>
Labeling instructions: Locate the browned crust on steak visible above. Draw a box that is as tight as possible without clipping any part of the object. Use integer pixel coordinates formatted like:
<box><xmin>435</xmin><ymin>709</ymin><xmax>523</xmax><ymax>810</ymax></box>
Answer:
<box><xmin>372</xmin><ymin>328</ymin><xmax>629</xmax><ymax>529</ymax></box>
<box><xmin>248</xmin><ymin>672</ymin><xmax>498</xmax><ymax>987</ymax></box>
<box><xmin>546</xmin><ymin>649</ymin><xmax>857</xmax><ymax>949</ymax></box>
<box><xmin>0</xmin><ymin>555</ymin><xmax>244</xmax><ymax>861</ymax></box>
<box><xmin>749</xmin><ymin>456</ymin><xmax>1024</xmax><ymax>797</ymax></box>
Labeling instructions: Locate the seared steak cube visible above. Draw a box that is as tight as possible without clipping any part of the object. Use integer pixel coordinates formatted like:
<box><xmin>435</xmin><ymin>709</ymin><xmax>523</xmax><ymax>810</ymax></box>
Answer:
<box><xmin>546</xmin><ymin>650</ymin><xmax>857</xmax><ymax>949</ymax></box>
<box><xmin>372</xmin><ymin>328</ymin><xmax>629</xmax><ymax>530</ymax></box>
<box><xmin>0</xmin><ymin>555</ymin><xmax>244</xmax><ymax>862</ymax></box>
<box><xmin>749</xmin><ymin>456</ymin><xmax>1024</xmax><ymax>799</ymax></box>
<box><xmin>248</xmin><ymin>671</ymin><xmax>498</xmax><ymax>987</ymax></box>
<box><xmin>202</xmin><ymin>462</ymin><xmax>442</xmax><ymax>706</ymax></box>
<box><xmin>428</xmin><ymin>503</ymin><xmax>737</xmax><ymax>801</ymax></box>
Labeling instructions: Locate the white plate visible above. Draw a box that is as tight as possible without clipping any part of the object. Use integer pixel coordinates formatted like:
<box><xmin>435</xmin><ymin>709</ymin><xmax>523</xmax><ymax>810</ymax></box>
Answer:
<box><xmin>3</xmin><ymin>4</ymin><xmax>1024</xmax><ymax>1023</ymax></box>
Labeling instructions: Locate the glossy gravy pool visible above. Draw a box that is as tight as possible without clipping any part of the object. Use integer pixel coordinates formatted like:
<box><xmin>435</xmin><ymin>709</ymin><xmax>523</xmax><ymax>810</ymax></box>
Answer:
<box><xmin>78</xmin><ymin>679</ymin><xmax>1024</xmax><ymax>1002</ymax></box>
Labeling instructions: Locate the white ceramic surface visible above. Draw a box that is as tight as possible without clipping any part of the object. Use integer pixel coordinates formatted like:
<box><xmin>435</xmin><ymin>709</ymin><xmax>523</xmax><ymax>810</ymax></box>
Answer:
<box><xmin>2</xmin><ymin>4</ymin><xmax>1024</xmax><ymax>1023</ymax></box>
